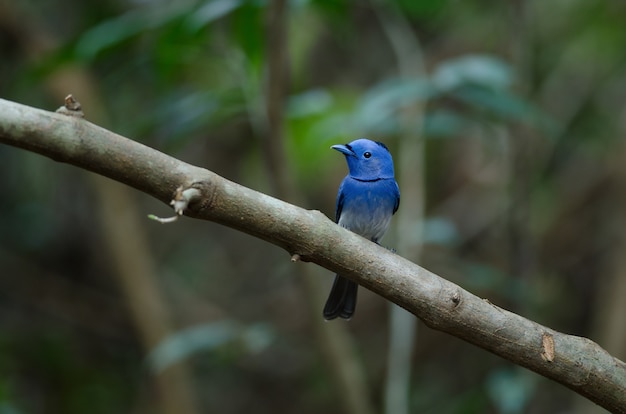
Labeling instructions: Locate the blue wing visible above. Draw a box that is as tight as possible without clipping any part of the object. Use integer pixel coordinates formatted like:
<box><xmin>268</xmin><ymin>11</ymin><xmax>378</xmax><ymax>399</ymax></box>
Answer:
<box><xmin>335</xmin><ymin>187</ymin><xmax>344</xmax><ymax>224</ymax></box>
<box><xmin>392</xmin><ymin>180</ymin><xmax>400</xmax><ymax>215</ymax></box>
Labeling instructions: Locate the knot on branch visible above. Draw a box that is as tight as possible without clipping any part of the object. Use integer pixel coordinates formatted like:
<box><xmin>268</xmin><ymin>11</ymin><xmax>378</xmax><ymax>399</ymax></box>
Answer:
<box><xmin>55</xmin><ymin>94</ymin><xmax>84</xmax><ymax>118</ymax></box>
<box><xmin>451</xmin><ymin>290</ymin><xmax>462</xmax><ymax>308</ymax></box>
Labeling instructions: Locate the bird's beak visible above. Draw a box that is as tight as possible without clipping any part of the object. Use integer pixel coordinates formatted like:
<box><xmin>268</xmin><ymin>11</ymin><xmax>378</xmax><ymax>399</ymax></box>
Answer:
<box><xmin>331</xmin><ymin>144</ymin><xmax>356</xmax><ymax>157</ymax></box>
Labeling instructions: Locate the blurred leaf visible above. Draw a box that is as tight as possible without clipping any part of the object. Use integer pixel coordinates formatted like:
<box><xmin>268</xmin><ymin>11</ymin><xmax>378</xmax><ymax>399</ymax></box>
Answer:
<box><xmin>486</xmin><ymin>368</ymin><xmax>536</xmax><ymax>414</ymax></box>
<box><xmin>432</xmin><ymin>55</ymin><xmax>515</xmax><ymax>91</ymax></box>
<box><xmin>187</xmin><ymin>0</ymin><xmax>245</xmax><ymax>31</ymax></box>
<box><xmin>423</xmin><ymin>109</ymin><xmax>471</xmax><ymax>138</ymax></box>
<box><xmin>147</xmin><ymin>322</ymin><xmax>273</xmax><ymax>373</ymax></box>
<box><xmin>459</xmin><ymin>261</ymin><xmax>532</xmax><ymax>304</ymax></box>
<box><xmin>394</xmin><ymin>0</ymin><xmax>449</xmax><ymax>19</ymax></box>
<box><xmin>0</xmin><ymin>377</ymin><xmax>20</xmax><ymax>414</ymax></box>
<box><xmin>355</xmin><ymin>77</ymin><xmax>434</xmax><ymax>132</ymax></box>
<box><xmin>428</xmin><ymin>55</ymin><xmax>558</xmax><ymax>128</ymax></box>
<box><xmin>231</xmin><ymin>1</ymin><xmax>265</xmax><ymax>68</ymax></box>
<box><xmin>306</xmin><ymin>112</ymin><xmax>356</xmax><ymax>144</ymax></box>
<box><xmin>287</xmin><ymin>89</ymin><xmax>333</xmax><ymax>118</ymax></box>
<box><xmin>411</xmin><ymin>377</ymin><xmax>489</xmax><ymax>413</ymax></box>
<box><xmin>75</xmin><ymin>0</ymin><xmax>246</xmax><ymax>60</ymax></box>
<box><xmin>75</xmin><ymin>4</ymin><xmax>192</xmax><ymax>60</ymax></box>
<box><xmin>287</xmin><ymin>89</ymin><xmax>366</xmax><ymax>183</ymax></box>
<box><xmin>310</xmin><ymin>0</ymin><xmax>350</xmax><ymax>22</ymax></box>
<box><xmin>151</xmin><ymin>90</ymin><xmax>221</xmax><ymax>149</ymax></box>
<box><xmin>0</xmin><ymin>403</ymin><xmax>21</xmax><ymax>414</ymax></box>
<box><xmin>423</xmin><ymin>216</ymin><xmax>459</xmax><ymax>246</ymax></box>
<box><xmin>452</xmin><ymin>85</ymin><xmax>534</xmax><ymax>120</ymax></box>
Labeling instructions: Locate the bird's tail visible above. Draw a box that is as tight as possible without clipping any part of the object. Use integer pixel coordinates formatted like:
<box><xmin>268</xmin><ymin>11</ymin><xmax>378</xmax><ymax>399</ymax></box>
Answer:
<box><xmin>323</xmin><ymin>276</ymin><xmax>358</xmax><ymax>320</ymax></box>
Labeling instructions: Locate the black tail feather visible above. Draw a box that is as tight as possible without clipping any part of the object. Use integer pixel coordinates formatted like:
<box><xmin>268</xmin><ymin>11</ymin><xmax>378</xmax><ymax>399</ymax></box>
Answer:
<box><xmin>323</xmin><ymin>276</ymin><xmax>358</xmax><ymax>320</ymax></box>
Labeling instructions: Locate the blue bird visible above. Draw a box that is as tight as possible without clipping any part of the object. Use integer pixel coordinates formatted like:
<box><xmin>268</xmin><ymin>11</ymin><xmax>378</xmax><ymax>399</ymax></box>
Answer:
<box><xmin>324</xmin><ymin>138</ymin><xmax>400</xmax><ymax>320</ymax></box>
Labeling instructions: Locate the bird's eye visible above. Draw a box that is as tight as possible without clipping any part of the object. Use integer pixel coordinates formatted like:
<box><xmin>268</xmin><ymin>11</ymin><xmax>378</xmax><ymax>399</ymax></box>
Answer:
<box><xmin>363</xmin><ymin>152</ymin><xmax>372</xmax><ymax>158</ymax></box>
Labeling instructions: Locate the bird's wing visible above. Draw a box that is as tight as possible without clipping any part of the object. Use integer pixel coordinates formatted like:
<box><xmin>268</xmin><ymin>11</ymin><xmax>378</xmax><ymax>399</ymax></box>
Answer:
<box><xmin>335</xmin><ymin>180</ymin><xmax>346</xmax><ymax>224</ymax></box>
<box><xmin>393</xmin><ymin>180</ymin><xmax>400</xmax><ymax>215</ymax></box>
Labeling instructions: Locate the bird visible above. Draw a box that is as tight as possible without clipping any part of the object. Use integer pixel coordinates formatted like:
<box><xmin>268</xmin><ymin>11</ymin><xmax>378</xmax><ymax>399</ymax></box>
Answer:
<box><xmin>323</xmin><ymin>138</ymin><xmax>400</xmax><ymax>320</ymax></box>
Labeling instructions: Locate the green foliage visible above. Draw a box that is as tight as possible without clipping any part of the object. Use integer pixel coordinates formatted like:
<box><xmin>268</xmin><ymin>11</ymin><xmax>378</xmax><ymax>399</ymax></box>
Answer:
<box><xmin>147</xmin><ymin>322</ymin><xmax>273</xmax><ymax>373</ymax></box>
<box><xmin>394</xmin><ymin>0</ymin><xmax>450</xmax><ymax>20</ymax></box>
<box><xmin>231</xmin><ymin>1</ymin><xmax>265</xmax><ymax>68</ymax></box>
<box><xmin>486</xmin><ymin>369</ymin><xmax>536</xmax><ymax>414</ymax></box>
<box><xmin>75</xmin><ymin>4</ymin><xmax>191</xmax><ymax>61</ymax></box>
<box><xmin>287</xmin><ymin>53</ymin><xmax>548</xmax><ymax>181</ymax></box>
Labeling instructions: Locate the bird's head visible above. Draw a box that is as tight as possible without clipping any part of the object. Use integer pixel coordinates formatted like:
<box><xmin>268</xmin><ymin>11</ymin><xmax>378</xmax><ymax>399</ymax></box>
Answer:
<box><xmin>332</xmin><ymin>138</ymin><xmax>395</xmax><ymax>180</ymax></box>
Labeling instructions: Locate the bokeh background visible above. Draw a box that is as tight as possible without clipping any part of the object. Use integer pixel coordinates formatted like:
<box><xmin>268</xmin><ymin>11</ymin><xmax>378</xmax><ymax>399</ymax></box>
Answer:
<box><xmin>1</xmin><ymin>0</ymin><xmax>626</xmax><ymax>413</ymax></box>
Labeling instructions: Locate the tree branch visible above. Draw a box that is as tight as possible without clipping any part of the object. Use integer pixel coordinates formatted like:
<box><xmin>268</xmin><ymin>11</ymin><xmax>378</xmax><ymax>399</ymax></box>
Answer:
<box><xmin>1</xmin><ymin>98</ymin><xmax>625</xmax><ymax>413</ymax></box>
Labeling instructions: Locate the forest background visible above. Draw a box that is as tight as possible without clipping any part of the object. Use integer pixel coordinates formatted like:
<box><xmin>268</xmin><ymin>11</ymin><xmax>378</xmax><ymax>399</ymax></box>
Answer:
<box><xmin>1</xmin><ymin>0</ymin><xmax>625</xmax><ymax>413</ymax></box>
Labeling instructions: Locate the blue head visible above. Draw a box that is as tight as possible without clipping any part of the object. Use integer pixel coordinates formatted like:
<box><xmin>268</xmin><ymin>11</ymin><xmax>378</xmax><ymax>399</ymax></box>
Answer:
<box><xmin>332</xmin><ymin>138</ymin><xmax>395</xmax><ymax>180</ymax></box>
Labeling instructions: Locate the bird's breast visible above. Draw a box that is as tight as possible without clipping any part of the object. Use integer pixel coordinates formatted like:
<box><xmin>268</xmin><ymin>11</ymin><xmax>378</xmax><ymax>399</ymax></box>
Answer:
<box><xmin>337</xmin><ymin>190</ymin><xmax>395</xmax><ymax>242</ymax></box>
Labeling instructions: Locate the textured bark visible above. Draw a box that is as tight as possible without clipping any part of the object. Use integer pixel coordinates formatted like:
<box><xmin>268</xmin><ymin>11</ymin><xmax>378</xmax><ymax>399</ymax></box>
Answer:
<box><xmin>1</xmin><ymin>98</ymin><xmax>625</xmax><ymax>413</ymax></box>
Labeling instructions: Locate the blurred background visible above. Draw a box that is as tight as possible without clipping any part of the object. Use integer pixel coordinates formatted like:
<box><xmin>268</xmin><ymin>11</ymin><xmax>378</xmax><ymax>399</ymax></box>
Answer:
<box><xmin>1</xmin><ymin>0</ymin><xmax>625</xmax><ymax>413</ymax></box>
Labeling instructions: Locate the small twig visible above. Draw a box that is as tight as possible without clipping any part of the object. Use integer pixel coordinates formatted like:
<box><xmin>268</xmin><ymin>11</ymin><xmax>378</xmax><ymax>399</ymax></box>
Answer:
<box><xmin>148</xmin><ymin>214</ymin><xmax>179</xmax><ymax>224</ymax></box>
<box><xmin>148</xmin><ymin>186</ymin><xmax>201</xmax><ymax>224</ymax></box>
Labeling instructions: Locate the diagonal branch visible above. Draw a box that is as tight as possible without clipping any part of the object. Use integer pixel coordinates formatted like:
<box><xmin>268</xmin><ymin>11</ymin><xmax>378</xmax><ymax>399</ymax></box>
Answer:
<box><xmin>1</xmin><ymin>98</ymin><xmax>625</xmax><ymax>413</ymax></box>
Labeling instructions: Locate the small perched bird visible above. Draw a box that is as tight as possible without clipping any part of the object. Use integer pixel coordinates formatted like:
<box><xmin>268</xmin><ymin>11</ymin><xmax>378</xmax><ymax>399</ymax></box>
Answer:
<box><xmin>323</xmin><ymin>138</ymin><xmax>400</xmax><ymax>320</ymax></box>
